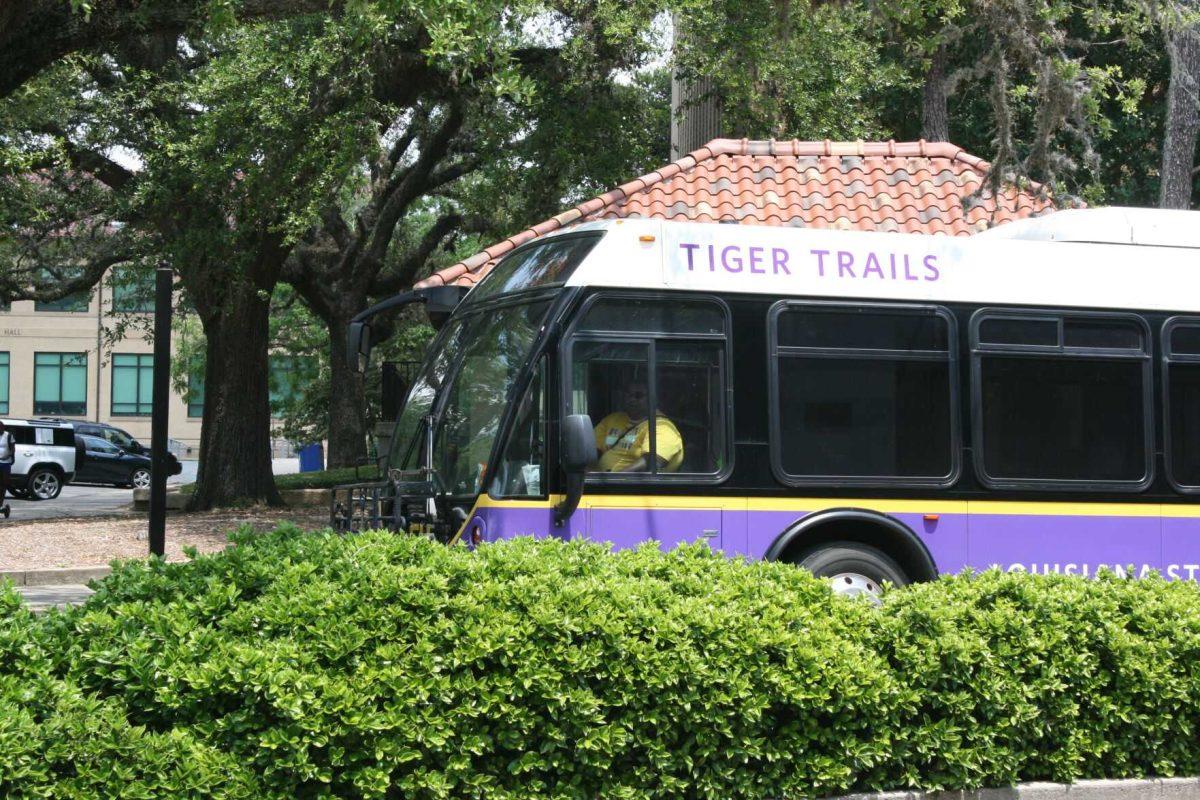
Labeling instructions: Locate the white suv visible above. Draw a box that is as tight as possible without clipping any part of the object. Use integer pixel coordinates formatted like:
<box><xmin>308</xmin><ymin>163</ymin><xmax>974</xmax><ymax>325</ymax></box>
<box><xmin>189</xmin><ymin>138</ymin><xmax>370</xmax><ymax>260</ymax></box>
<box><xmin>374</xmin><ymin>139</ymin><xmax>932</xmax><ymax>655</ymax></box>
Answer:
<box><xmin>2</xmin><ymin>419</ymin><xmax>78</xmax><ymax>501</ymax></box>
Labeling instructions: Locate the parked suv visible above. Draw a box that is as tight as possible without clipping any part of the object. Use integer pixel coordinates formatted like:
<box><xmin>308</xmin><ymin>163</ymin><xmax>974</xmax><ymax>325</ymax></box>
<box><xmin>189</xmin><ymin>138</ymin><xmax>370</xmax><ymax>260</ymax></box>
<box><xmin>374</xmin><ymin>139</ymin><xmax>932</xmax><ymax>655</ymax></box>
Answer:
<box><xmin>38</xmin><ymin>419</ymin><xmax>182</xmax><ymax>477</ymax></box>
<box><xmin>1</xmin><ymin>418</ymin><xmax>78</xmax><ymax>501</ymax></box>
<box><xmin>74</xmin><ymin>435</ymin><xmax>153</xmax><ymax>489</ymax></box>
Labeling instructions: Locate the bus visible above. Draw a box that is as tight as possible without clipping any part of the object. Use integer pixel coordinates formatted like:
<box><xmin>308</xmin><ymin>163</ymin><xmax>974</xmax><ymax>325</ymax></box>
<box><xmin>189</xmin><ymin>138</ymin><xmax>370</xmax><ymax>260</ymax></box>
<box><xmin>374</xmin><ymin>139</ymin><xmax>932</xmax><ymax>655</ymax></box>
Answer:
<box><xmin>337</xmin><ymin>207</ymin><xmax>1200</xmax><ymax>598</ymax></box>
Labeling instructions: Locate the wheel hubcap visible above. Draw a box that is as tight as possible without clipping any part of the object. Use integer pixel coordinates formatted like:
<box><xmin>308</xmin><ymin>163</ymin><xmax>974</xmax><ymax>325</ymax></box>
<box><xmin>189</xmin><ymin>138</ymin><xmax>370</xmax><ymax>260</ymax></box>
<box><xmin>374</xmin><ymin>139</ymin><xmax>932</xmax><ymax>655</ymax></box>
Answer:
<box><xmin>828</xmin><ymin>572</ymin><xmax>884</xmax><ymax>605</ymax></box>
<box><xmin>133</xmin><ymin>471</ymin><xmax>151</xmax><ymax>489</ymax></box>
<box><xmin>32</xmin><ymin>473</ymin><xmax>59</xmax><ymax>499</ymax></box>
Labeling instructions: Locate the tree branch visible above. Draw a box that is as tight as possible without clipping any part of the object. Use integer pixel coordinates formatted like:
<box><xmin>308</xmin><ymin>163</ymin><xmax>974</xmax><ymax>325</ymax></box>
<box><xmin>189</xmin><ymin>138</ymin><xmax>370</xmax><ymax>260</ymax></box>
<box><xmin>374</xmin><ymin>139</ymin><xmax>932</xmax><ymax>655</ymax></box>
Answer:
<box><xmin>356</xmin><ymin>101</ymin><xmax>466</xmax><ymax>277</ymax></box>
<box><xmin>0</xmin><ymin>0</ymin><xmax>345</xmax><ymax>99</ymax></box>
<box><xmin>370</xmin><ymin>213</ymin><xmax>462</xmax><ymax>295</ymax></box>
<box><xmin>0</xmin><ymin>252</ymin><xmax>130</xmax><ymax>304</ymax></box>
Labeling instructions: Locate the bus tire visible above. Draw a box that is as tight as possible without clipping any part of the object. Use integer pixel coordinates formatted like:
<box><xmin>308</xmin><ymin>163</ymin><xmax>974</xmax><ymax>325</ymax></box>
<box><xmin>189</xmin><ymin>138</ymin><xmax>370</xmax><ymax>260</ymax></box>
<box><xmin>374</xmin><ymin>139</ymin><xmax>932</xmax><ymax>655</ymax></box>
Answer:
<box><xmin>794</xmin><ymin>542</ymin><xmax>909</xmax><ymax>601</ymax></box>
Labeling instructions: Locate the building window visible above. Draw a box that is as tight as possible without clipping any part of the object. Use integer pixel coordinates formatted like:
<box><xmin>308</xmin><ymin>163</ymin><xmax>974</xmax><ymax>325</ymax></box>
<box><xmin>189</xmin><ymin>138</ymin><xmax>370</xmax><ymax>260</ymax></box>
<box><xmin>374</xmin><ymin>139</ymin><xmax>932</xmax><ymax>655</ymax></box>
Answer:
<box><xmin>567</xmin><ymin>295</ymin><xmax>730</xmax><ymax>479</ymax></box>
<box><xmin>110</xmin><ymin>267</ymin><xmax>155</xmax><ymax>313</ymax></box>
<box><xmin>111</xmin><ymin>354</ymin><xmax>154</xmax><ymax>416</ymax></box>
<box><xmin>769</xmin><ymin>302</ymin><xmax>958</xmax><ymax>486</ymax></box>
<box><xmin>187</xmin><ymin>369</ymin><xmax>205</xmax><ymax>418</ymax></box>
<box><xmin>35</xmin><ymin>291</ymin><xmax>90</xmax><ymax>312</ymax></box>
<box><xmin>971</xmin><ymin>310</ymin><xmax>1152</xmax><ymax>489</ymax></box>
<box><xmin>269</xmin><ymin>355</ymin><xmax>316</xmax><ymax>415</ymax></box>
<box><xmin>33</xmin><ymin>353</ymin><xmax>88</xmax><ymax>416</ymax></box>
<box><xmin>0</xmin><ymin>352</ymin><xmax>8</xmax><ymax>415</ymax></box>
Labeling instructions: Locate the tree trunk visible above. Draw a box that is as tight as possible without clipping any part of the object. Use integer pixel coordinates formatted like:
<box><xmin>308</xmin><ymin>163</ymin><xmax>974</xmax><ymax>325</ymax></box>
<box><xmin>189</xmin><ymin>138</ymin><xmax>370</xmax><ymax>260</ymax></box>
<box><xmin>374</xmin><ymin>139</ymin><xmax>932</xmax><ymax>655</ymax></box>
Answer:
<box><xmin>1161</xmin><ymin>20</ymin><xmax>1200</xmax><ymax>209</ymax></box>
<box><xmin>670</xmin><ymin>12</ymin><xmax>722</xmax><ymax>159</ymax></box>
<box><xmin>921</xmin><ymin>46</ymin><xmax>950</xmax><ymax>143</ymax></box>
<box><xmin>189</xmin><ymin>288</ymin><xmax>282</xmax><ymax>509</ymax></box>
<box><xmin>325</xmin><ymin>313</ymin><xmax>368</xmax><ymax>468</ymax></box>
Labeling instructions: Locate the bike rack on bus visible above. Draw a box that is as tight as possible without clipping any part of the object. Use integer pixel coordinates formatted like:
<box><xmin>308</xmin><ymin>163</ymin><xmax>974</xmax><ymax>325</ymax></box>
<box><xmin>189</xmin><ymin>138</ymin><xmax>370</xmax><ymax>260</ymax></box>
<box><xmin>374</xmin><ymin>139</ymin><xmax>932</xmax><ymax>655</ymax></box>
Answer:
<box><xmin>331</xmin><ymin>479</ymin><xmax>393</xmax><ymax>533</ymax></box>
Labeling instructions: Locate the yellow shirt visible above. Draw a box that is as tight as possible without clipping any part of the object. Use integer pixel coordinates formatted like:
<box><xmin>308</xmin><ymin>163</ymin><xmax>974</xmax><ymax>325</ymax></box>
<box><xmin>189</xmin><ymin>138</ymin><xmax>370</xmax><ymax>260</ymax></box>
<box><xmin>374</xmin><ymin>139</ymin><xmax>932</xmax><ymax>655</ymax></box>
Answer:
<box><xmin>593</xmin><ymin>412</ymin><xmax>684</xmax><ymax>473</ymax></box>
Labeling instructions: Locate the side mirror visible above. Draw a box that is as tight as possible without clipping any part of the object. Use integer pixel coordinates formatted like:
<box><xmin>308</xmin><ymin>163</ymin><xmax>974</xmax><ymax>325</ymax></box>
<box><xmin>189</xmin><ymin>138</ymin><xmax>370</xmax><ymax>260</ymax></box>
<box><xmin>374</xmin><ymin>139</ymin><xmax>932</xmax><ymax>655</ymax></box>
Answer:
<box><xmin>555</xmin><ymin>414</ymin><xmax>596</xmax><ymax>527</ymax></box>
<box><xmin>561</xmin><ymin>414</ymin><xmax>597</xmax><ymax>472</ymax></box>
<box><xmin>347</xmin><ymin>321</ymin><xmax>371</xmax><ymax>373</ymax></box>
<box><xmin>424</xmin><ymin>285</ymin><xmax>470</xmax><ymax>330</ymax></box>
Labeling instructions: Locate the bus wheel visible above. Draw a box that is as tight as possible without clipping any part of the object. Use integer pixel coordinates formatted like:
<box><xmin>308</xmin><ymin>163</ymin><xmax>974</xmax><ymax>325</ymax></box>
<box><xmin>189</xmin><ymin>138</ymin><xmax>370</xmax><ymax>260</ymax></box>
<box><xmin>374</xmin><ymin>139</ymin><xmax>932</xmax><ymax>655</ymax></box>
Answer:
<box><xmin>795</xmin><ymin>542</ymin><xmax>909</xmax><ymax>603</ymax></box>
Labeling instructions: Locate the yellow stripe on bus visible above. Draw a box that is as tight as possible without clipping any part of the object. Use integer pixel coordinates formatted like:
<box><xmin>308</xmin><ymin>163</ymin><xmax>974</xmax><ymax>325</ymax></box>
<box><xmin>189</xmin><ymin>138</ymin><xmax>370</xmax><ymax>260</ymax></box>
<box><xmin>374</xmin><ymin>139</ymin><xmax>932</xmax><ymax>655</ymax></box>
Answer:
<box><xmin>471</xmin><ymin>494</ymin><xmax>1200</xmax><ymax>518</ymax></box>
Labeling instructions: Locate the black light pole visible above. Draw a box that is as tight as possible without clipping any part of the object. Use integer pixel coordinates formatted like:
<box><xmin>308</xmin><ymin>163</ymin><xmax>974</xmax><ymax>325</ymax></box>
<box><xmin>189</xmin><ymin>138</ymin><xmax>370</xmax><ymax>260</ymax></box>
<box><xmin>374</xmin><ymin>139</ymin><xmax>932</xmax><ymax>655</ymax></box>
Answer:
<box><xmin>148</xmin><ymin>265</ymin><xmax>173</xmax><ymax>557</ymax></box>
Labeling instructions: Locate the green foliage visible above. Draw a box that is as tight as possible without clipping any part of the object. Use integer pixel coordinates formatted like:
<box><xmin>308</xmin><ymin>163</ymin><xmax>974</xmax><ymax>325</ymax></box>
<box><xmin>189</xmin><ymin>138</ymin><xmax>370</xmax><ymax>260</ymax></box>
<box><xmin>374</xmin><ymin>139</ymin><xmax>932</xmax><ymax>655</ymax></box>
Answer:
<box><xmin>672</xmin><ymin>0</ymin><xmax>897</xmax><ymax>139</ymax></box>
<box><xmin>179</xmin><ymin>466</ymin><xmax>381</xmax><ymax>494</ymax></box>
<box><xmin>273</xmin><ymin>466</ymin><xmax>382</xmax><ymax>489</ymax></box>
<box><xmin>6</xmin><ymin>532</ymin><xmax>1200</xmax><ymax>798</ymax></box>
<box><xmin>871</xmin><ymin>569</ymin><xmax>1200</xmax><ymax>789</ymax></box>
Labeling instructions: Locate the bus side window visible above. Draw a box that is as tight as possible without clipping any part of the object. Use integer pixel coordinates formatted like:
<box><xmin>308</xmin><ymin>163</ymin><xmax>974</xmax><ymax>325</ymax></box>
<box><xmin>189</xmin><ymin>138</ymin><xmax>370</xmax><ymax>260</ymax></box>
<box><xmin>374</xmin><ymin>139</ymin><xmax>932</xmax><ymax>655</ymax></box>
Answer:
<box><xmin>972</xmin><ymin>309</ymin><xmax>1152</xmax><ymax>489</ymax></box>
<box><xmin>770</xmin><ymin>303</ymin><xmax>957</xmax><ymax>486</ymax></box>
<box><xmin>569</xmin><ymin>295</ymin><xmax>730</xmax><ymax>479</ymax></box>
<box><xmin>1165</xmin><ymin>319</ymin><xmax>1200</xmax><ymax>491</ymax></box>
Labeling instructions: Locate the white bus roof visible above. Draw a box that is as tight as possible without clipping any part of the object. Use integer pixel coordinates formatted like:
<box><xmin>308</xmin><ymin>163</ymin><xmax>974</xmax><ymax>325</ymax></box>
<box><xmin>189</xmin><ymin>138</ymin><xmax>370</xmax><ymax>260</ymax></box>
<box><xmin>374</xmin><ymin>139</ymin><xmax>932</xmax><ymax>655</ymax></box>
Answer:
<box><xmin>975</xmin><ymin>207</ymin><xmax>1200</xmax><ymax>248</ymax></box>
<box><xmin>552</xmin><ymin>209</ymin><xmax>1200</xmax><ymax>314</ymax></box>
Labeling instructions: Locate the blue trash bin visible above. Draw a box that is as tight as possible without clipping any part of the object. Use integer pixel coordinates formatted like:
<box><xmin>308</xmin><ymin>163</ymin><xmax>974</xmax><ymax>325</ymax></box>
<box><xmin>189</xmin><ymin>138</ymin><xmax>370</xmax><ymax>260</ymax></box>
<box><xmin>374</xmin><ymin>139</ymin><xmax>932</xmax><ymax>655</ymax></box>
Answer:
<box><xmin>298</xmin><ymin>443</ymin><xmax>324</xmax><ymax>473</ymax></box>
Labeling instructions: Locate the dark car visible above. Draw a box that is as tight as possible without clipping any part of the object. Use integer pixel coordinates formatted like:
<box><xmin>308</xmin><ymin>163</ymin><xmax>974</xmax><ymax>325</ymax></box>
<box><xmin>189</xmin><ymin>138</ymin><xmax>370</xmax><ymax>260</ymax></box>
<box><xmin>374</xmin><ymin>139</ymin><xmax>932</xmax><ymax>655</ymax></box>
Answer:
<box><xmin>74</xmin><ymin>434</ymin><xmax>153</xmax><ymax>489</ymax></box>
<box><xmin>39</xmin><ymin>419</ymin><xmax>182</xmax><ymax>476</ymax></box>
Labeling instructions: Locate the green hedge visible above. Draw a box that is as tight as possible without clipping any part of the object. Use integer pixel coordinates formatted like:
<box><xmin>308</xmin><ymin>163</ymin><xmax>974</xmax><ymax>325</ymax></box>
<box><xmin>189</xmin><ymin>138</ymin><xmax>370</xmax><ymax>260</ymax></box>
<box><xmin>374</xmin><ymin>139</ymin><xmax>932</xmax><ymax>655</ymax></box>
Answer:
<box><xmin>178</xmin><ymin>466</ymin><xmax>380</xmax><ymax>495</ymax></box>
<box><xmin>3</xmin><ymin>529</ymin><xmax>1200</xmax><ymax>799</ymax></box>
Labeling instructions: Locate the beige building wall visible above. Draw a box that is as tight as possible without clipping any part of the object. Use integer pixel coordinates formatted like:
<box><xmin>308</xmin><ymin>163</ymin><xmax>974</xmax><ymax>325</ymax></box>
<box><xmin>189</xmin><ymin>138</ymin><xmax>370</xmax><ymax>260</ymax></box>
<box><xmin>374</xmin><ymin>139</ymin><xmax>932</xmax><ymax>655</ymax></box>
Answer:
<box><xmin>0</xmin><ymin>277</ymin><xmax>204</xmax><ymax>453</ymax></box>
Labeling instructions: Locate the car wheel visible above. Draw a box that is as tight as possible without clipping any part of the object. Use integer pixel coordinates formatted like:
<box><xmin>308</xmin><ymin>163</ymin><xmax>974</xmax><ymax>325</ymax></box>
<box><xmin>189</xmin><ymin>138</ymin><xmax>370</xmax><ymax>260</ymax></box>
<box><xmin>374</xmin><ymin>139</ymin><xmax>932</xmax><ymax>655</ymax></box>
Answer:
<box><xmin>28</xmin><ymin>468</ymin><xmax>63</xmax><ymax>501</ymax></box>
<box><xmin>130</xmin><ymin>468</ymin><xmax>152</xmax><ymax>490</ymax></box>
<box><xmin>793</xmin><ymin>542</ymin><xmax>909</xmax><ymax>604</ymax></box>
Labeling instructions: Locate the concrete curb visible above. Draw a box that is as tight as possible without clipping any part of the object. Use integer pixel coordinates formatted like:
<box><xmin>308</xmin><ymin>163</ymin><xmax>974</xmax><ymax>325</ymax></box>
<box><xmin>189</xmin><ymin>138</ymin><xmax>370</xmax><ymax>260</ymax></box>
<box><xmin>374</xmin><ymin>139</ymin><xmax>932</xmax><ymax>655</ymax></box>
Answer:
<box><xmin>826</xmin><ymin>778</ymin><xmax>1200</xmax><ymax>799</ymax></box>
<box><xmin>130</xmin><ymin>489</ymin><xmax>188</xmax><ymax>510</ymax></box>
<box><xmin>0</xmin><ymin>565</ymin><xmax>112</xmax><ymax>587</ymax></box>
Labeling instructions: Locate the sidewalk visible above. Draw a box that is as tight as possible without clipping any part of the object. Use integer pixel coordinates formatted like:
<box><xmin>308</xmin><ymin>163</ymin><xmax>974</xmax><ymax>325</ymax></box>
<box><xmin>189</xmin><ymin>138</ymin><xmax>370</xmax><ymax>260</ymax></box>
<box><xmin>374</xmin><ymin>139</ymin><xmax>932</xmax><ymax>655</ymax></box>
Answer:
<box><xmin>15</xmin><ymin>584</ymin><xmax>94</xmax><ymax>612</ymax></box>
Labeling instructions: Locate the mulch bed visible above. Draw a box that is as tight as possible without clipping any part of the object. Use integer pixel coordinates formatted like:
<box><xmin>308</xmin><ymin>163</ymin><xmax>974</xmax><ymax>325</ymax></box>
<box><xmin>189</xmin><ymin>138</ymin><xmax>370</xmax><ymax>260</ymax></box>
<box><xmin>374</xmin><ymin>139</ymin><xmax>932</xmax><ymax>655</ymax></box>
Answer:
<box><xmin>0</xmin><ymin>507</ymin><xmax>331</xmax><ymax>571</ymax></box>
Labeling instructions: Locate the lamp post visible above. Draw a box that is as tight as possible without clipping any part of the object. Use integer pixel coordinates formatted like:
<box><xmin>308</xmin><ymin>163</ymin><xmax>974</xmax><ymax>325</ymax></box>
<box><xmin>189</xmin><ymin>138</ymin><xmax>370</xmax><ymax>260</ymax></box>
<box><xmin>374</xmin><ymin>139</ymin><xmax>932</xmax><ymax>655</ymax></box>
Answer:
<box><xmin>148</xmin><ymin>265</ymin><xmax>173</xmax><ymax>556</ymax></box>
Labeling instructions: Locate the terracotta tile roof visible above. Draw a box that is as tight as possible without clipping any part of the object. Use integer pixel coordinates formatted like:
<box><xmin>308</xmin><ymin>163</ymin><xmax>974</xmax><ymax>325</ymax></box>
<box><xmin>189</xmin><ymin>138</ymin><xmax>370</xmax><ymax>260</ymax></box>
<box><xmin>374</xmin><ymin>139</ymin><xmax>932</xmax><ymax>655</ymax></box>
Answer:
<box><xmin>416</xmin><ymin>138</ymin><xmax>1060</xmax><ymax>289</ymax></box>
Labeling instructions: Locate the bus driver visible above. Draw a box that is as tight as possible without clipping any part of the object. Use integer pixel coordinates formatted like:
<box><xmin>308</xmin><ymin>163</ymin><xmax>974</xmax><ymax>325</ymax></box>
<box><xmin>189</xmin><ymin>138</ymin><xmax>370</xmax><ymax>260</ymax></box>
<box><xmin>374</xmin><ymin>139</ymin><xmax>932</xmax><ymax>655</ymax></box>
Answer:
<box><xmin>592</xmin><ymin>379</ymin><xmax>684</xmax><ymax>473</ymax></box>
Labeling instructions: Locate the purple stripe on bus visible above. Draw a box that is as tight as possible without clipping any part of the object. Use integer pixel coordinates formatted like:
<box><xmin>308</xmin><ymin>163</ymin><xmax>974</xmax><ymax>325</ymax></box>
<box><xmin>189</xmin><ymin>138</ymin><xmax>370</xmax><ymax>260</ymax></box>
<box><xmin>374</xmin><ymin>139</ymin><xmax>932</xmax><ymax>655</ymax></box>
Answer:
<box><xmin>474</xmin><ymin>504</ymin><xmax>1200</xmax><ymax>580</ymax></box>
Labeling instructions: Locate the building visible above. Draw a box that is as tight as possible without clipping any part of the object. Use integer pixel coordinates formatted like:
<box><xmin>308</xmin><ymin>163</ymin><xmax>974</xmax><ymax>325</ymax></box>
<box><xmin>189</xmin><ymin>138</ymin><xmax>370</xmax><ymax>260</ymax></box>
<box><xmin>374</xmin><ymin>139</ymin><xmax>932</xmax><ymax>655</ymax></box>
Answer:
<box><xmin>416</xmin><ymin>138</ymin><xmax>1062</xmax><ymax>289</ymax></box>
<box><xmin>0</xmin><ymin>270</ymin><xmax>203</xmax><ymax>451</ymax></box>
<box><xmin>0</xmin><ymin>270</ymin><xmax>309</xmax><ymax>455</ymax></box>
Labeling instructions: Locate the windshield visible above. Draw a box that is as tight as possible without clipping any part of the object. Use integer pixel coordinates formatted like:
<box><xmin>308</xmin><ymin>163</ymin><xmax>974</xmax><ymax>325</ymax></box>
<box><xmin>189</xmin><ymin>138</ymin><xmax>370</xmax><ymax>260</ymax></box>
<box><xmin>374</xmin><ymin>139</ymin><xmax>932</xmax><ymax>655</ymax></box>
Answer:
<box><xmin>466</xmin><ymin>235</ymin><xmax>599</xmax><ymax>303</ymax></box>
<box><xmin>388</xmin><ymin>320</ymin><xmax>468</xmax><ymax>471</ymax></box>
<box><xmin>388</xmin><ymin>300</ymin><xmax>552</xmax><ymax>495</ymax></box>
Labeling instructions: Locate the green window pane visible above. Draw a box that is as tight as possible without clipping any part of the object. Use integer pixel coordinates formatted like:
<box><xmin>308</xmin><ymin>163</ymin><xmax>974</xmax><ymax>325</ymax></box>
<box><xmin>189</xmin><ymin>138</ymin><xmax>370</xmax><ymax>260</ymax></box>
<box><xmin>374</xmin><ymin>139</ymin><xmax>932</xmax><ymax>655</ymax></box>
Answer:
<box><xmin>188</xmin><ymin>370</ymin><xmax>204</xmax><ymax>418</ymax></box>
<box><xmin>63</xmin><ymin>362</ymin><xmax>87</xmax><ymax>401</ymax></box>
<box><xmin>0</xmin><ymin>352</ymin><xmax>8</xmax><ymax>415</ymax></box>
<box><xmin>138</xmin><ymin>365</ymin><xmax>154</xmax><ymax>404</ymax></box>
<box><xmin>35</xmin><ymin>365</ymin><xmax>61</xmax><ymax>402</ymax></box>
<box><xmin>113</xmin><ymin>367</ymin><xmax>137</xmax><ymax>402</ymax></box>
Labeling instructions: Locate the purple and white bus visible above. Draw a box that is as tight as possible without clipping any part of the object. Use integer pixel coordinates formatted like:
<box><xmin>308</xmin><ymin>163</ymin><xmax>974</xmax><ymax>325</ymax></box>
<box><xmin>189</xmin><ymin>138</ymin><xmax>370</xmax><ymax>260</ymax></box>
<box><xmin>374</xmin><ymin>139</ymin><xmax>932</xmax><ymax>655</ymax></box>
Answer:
<box><xmin>339</xmin><ymin>207</ymin><xmax>1200</xmax><ymax>598</ymax></box>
